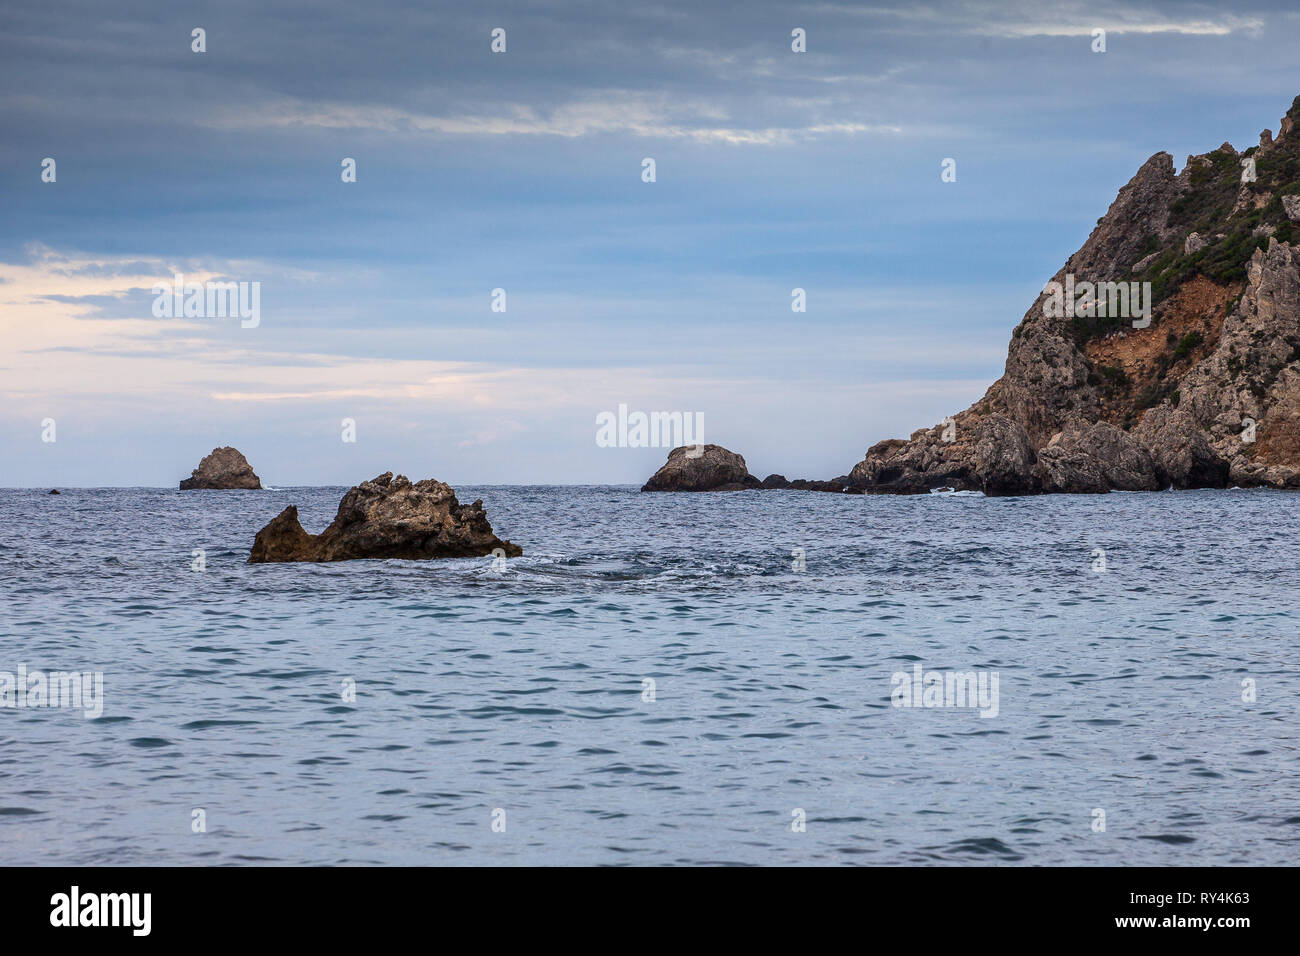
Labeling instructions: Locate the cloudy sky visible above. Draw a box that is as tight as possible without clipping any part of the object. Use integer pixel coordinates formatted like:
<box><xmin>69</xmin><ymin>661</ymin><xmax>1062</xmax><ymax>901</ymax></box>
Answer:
<box><xmin>2</xmin><ymin>0</ymin><xmax>1297</xmax><ymax>486</ymax></box>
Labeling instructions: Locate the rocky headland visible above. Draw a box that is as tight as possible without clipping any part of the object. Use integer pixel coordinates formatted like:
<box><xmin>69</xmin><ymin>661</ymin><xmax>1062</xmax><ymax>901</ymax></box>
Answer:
<box><xmin>180</xmin><ymin>447</ymin><xmax>262</xmax><ymax>490</ymax></box>
<box><xmin>644</xmin><ymin>95</ymin><xmax>1300</xmax><ymax>495</ymax></box>
<box><xmin>248</xmin><ymin>471</ymin><xmax>521</xmax><ymax>563</ymax></box>
<box><xmin>845</xmin><ymin>95</ymin><xmax>1300</xmax><ymax>495</ymax></box>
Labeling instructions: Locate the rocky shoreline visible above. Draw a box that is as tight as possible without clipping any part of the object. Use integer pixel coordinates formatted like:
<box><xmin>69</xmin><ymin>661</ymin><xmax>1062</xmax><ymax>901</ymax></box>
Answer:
<box><xmin>642</xmin><ymin>95</ymin><xmax>1300</xmax><ymax>496</ymax></box>
<box><xmin>49</xmin><ymin>97</ymin><xmax>1300</xmax><ymax>514</ymax></box>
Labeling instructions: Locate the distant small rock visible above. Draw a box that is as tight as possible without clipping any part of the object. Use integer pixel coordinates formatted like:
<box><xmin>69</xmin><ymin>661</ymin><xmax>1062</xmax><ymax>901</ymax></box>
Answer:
<box><xmin>48</xmin><ymin>489</ymin><xmax>60</xmax><ymax>495</ymax></box>
<box><xmin>248</xmin><ymin>472</ymin><xmax>521</xmax><ymax>563</ymax></box>
<box><xmin>180</xmin><ymin>447</ymin><xmax>262</xmax><ymax>490</ymax></box>
<box><xmin>641</xmin><ymin>444</ymin><xmax>759</xmax><ymax>491</ymax></box>
<box><xmin>760</xmin><ymin>473</ymin><xmax>791</xmax><ymax>489</ymax></box>
<box><xmin>790</xmin><ymin>477</ymin><xmax>852</xmax><ymax>492</ymax></box>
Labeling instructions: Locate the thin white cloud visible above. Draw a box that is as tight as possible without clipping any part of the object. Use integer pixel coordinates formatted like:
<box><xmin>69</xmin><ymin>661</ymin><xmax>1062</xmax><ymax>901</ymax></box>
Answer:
<box><xmin>824</xmin><ymin>2</ymin><xmax>1263</xmax><ymax>37</ymax></box>
<box><xmin>983</xmin><ymin>17</ymin><xmax>1264</xmax><ymax>38</ymax></box>
<box><xmin>201</xmin><ymin>94</ymin><xmax>900</xmax><ymax>144</ymax></box>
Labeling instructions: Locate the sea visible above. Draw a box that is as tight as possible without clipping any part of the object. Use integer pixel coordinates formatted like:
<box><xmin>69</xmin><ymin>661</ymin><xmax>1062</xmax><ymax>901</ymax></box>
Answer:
<box><xmin>1</xmin><ymin>485</ymin><xmax>1298</xmax><ymax>865</ymax></box>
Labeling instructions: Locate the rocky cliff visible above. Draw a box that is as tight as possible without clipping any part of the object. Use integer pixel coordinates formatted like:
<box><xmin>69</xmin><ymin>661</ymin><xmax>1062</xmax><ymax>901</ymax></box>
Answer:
<box><xmin>849</xmin><ymin>95</ymin><xmax>1300</xmax><ymax>494</ymax></box>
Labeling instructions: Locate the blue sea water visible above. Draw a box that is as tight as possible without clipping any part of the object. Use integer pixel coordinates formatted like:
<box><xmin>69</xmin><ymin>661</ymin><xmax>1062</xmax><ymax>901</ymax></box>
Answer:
<box><xmin>1</xmin><ymin>485</ymin><xmax>1298</xmax><ymax>866</ymax></box>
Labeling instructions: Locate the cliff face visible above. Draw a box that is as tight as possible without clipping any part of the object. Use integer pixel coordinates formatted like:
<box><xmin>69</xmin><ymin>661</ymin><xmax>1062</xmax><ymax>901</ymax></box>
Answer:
<box><xmin>850</xmin><ymin>95</ymin><xmax>1300</xmax><ymax>494</ymax></box>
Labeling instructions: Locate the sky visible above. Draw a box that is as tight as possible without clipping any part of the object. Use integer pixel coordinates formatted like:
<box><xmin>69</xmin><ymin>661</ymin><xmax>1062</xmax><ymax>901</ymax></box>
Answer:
<box><xmin>2</xmin><ymin>0</ymin><xmax>1298</xmax><ymax>486</ymax></box>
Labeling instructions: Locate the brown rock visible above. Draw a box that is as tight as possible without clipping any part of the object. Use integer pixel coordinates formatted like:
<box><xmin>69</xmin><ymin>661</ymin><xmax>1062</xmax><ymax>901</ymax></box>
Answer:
<box><xmin>641</xmin><ymin>444</ymin><xmax>758</xmax><ymax>491</ymax></box>
<box><xmin>248</xmin><ymin>472</ymin><xmax>521</xmax><ymax>563</ymax></box>
<box><xmin>180</xmin><ymin>446</ymin><xmax>262</xmax><ymax>490</ymax></box>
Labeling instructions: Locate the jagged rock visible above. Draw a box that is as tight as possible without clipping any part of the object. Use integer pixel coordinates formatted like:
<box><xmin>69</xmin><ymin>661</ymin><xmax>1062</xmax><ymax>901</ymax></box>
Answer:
<box><xmin>1283</xmin><ymin>195</ymin><xmax>1300</xmax><ymax>222</ymax></box>
<box><xmin>760</xmin><ymin>473</ymin><xmax>791</xmax><ymax>489</ymax></box>
<box><xmin>249</xmin><ymin>507</ymin><xmax>317</xmax><ymax>562</ymax></box>
<box><xmin>1184</xmin><ymin>232</ymin><xmax>1206</xmax><ymax>254</ymax></box>
<box><xmin>1036</xmin><ymin>420</ymin><xmax>1161</xmax><ymax>493</ymax></box>
<box><xmin>847</xmin><ymin>428</ymin><xmax>971</xmax><ymax>494</ymax></box>
<box><xmin>1168</xmin><ymin>239</ymin><xmax>1300</xmax><ymax>486</ymax></box>
<box><xmin>180</xmin><ymin>446</ymin><xmax>262</xmax><ymax>490</ymax></box>
<box><xmin>641</xmin><ymin>444</ymin><xmax>758</xmax><ymax>491</ymax></box>
<box><xmin>248</xmin><ymin>472</ymin><xmax>520</xmax><ymax>563</ymax></box>
<box><xmin>1066</xmin><ymin>151</ymin><xmax>1183</xmax><ymax>294</ymax></box>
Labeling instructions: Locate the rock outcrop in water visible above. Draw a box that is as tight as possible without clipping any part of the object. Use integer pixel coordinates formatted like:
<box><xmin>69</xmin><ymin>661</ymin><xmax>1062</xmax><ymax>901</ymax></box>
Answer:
<box><xmin>180</xmin><ymin>446</ymin><xmax>262</xmax><ymax>490</ymax></box>
<box><xmin>641</xmin><ymin>444</ymin><xmax>760</xmax><ymax>491</ymax></box>
<box><xmin>844</xmin><ymin>94</ymin><xmax>1300</xmax><ymax>495</ymax></box>
<box><xmin>640</xmin><ymin>445</ymin><xmax>853</xmax><ymax>493</ymax></box>
<box><xmin>247</xmin><ymin>471</ymin><xmax>521</xmax><ymax>563</ymax></box>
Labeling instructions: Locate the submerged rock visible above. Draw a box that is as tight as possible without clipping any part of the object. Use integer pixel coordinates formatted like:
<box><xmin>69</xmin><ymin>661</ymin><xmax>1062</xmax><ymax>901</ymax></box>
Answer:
<box><xmin>247</xmin><ymin>472</ymin><xmax>521</xmax><ymax>563</ymax></box>
<box><xmin>180</xmin><ymin>446</ymin><xmax>262</xmax><ymax>490</ymax></box>
<box><xmin>641</xmin><ymin>444</ymin><xmax>760</xmax><ymax>491</ymax></box>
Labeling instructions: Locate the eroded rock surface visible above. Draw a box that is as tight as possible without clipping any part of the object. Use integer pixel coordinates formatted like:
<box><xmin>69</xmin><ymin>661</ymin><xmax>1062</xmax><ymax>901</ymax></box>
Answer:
<box><xmin>248</xmin><ymin>472</ymin><xmax>521</xmax><ymax>563</ymax></box>
<box><xmin>180</xmin><ymin>447</ymin><xmax>262</xmax><ymax>490</ymax></box>
<box><xmin>1036</xmin><ymin>420</ymin><xmax>1161</xmax><ymax>493</ymax></box>
<box><xmin>641</xmin><ymin>444</ymin><xmax>760</xmax><ymax>491</ymax></box>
